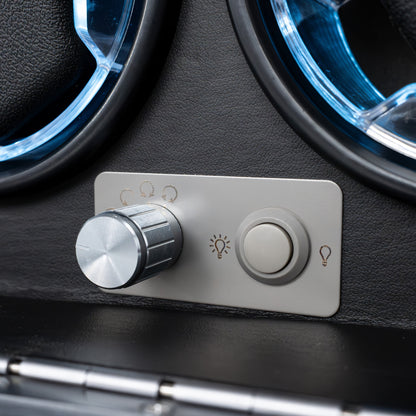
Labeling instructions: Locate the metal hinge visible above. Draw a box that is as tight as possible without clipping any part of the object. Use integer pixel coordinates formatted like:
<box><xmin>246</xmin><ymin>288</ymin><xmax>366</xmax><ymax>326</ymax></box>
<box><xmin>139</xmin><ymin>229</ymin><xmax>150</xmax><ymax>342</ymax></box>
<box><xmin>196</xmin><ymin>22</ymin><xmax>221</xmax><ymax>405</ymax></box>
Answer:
<box><xmin>0</xmin><ymin>356</ymin><xmax>411</xmax><ymax>416</ymax></box>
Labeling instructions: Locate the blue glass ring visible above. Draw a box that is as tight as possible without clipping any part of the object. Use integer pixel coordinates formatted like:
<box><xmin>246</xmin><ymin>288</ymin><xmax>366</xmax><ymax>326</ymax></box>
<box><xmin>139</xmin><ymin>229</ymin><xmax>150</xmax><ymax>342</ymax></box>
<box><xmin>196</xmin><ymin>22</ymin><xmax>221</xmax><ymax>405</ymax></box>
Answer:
<box><xmin>228</xmin><ymin>0</ymin><xmax>416</xmax><ymax>200</ymax></box>
<box><xmin>0</xmin><ymin>0</ymin><xmax>137</xmax><ymax>163</ymax></box>
<box><xmin>270</xmin><ymin>0</ymin><xmax>416</xmax><ymax>159</ymax></box>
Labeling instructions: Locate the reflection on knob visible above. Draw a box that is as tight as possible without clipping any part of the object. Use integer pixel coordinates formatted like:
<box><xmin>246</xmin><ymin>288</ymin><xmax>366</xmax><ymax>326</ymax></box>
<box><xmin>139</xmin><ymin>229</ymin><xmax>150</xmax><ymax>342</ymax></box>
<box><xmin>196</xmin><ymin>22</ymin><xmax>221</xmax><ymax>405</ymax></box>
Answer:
<box><xmin>75</xmin><ymin>204</ymin><xmax>182</xmax><ymax>289</ymax></box>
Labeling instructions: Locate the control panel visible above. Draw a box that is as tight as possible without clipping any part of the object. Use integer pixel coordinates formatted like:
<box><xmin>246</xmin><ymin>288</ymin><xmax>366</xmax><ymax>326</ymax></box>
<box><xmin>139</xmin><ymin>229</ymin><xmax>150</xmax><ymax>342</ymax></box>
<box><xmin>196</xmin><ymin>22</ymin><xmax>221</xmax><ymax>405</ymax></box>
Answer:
<box><xmin>77</xmin><ymin>173</ymin><xmax>342</xmax><ymax>317</ymax></box>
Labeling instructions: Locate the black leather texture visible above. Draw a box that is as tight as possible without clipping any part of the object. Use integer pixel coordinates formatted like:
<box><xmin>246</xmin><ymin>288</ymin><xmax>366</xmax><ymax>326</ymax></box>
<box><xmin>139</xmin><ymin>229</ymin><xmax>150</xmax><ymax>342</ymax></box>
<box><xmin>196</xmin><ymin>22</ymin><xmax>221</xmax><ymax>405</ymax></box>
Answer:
<box><xmin>0</xmin><ymin>298</ymin><xmax>415</xmax><ymax>411</ymax></box>
<box><xmin>0</xmin><ymin>0</ymin><xmax>415</xmax><ymax>330</ymax></box>
<box><xmin>381</xmin><ymin>0</ymin><xmax>416</xmax><ymax>51</ymax></box>
<box><xmin>0</xmin><ymin>0</ymin><xmax>95</xmax><ymax>141</ymax></box>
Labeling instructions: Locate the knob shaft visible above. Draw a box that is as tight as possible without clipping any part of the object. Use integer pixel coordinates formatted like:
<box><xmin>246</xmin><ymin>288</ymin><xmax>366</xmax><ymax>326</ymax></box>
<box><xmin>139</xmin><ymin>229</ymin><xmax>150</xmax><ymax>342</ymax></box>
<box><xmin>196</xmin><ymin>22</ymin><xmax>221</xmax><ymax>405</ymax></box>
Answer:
<box><xmin>76</xmin><ymin>204</ymin><xmax>182</xmax><ymax>289</ymax></box>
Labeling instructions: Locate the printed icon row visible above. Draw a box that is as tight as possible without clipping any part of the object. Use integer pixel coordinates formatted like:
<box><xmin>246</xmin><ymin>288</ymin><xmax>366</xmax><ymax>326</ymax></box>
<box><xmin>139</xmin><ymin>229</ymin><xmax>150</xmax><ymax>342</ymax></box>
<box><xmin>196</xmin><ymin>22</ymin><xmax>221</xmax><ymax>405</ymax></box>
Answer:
<box><xmin>120</xmin><ymin>181</ymin><xmax>178</xmax><ymax>205</ymax></box>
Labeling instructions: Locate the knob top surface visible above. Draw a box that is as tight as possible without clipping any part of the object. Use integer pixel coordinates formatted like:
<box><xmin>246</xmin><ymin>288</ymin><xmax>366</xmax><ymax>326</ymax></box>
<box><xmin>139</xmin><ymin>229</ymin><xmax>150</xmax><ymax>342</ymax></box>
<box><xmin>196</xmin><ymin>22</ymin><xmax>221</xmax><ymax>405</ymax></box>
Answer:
<box><xmin>76</xmin><ymin>214</ymin><xmax>142</xmax><ymax>289</ymax></box>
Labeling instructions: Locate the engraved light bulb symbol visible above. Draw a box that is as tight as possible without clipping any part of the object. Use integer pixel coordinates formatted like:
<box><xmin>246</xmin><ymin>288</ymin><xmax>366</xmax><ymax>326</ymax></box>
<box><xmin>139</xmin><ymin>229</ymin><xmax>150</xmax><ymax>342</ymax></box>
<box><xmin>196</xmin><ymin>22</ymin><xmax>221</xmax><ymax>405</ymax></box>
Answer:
<box><xmin>210</xmin><ymin>234</ymin><xmax>231</xmax><ymax>260</ymax></box>
<box><xmin>215</xmin><ymin>239</ymin><xmax>225</xmax><ymax>259</ymax></box>
<box><xmin>319</xmin><ymin>245</ymin><xmax>332</xmax><ymax>267</ymax></box>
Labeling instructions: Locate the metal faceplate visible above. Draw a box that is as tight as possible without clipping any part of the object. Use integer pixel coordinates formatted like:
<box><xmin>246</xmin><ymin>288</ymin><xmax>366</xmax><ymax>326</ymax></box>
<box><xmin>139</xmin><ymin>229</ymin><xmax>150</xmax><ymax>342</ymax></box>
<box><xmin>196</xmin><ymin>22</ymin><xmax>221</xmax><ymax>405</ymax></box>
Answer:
<box><xmin>95</xmin><ymin>173</ymin><xmax>343</xmax><ymax>317</ymax></box>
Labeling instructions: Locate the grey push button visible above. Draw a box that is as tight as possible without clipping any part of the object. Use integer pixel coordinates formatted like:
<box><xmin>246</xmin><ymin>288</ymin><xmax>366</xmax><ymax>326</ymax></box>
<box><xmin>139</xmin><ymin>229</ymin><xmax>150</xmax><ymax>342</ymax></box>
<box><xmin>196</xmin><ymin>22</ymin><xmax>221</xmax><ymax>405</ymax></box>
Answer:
<box><xmin>236</xmin><ymin>208</ymin><xmax>310</xmax><ymax>286</ymax></box>
<box><xmin>243</xmin><ymin>224</ymin><xmax>293</xmax><ymax>274</ymax></box>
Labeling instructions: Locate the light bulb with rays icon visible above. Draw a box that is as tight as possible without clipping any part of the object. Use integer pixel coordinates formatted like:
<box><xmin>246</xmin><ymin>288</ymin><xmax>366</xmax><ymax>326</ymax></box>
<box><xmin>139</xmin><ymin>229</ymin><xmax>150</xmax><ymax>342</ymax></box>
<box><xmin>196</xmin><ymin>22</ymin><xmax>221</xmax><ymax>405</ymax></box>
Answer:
<box><xmin>209</xmin><ymin>234</ymin><xmax>231</xmax><ymax>259</ymax></box>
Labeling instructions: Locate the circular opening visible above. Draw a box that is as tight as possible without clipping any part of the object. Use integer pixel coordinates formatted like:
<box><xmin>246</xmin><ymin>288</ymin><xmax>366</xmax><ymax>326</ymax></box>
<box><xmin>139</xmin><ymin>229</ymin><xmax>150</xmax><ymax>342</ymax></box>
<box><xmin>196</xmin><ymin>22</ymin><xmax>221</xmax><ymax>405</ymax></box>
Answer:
<box><xmin>228</xmin><ymin>0</ymin><xmax>416</xmax><ymax>200</ymax></box>
<box><xmin>0</xmin><ymin>0</ymin><xmax>181</xmax><ymax>194</ymax></box>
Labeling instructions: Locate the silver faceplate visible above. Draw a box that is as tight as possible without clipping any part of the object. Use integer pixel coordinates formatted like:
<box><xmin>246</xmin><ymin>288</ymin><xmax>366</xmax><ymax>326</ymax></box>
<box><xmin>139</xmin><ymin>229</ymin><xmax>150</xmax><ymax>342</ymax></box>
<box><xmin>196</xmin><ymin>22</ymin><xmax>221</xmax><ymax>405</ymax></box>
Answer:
<box><xmin>95</xmin><ymin>173</ymin><xmax>342</xmax><ymax>317</ymax></box>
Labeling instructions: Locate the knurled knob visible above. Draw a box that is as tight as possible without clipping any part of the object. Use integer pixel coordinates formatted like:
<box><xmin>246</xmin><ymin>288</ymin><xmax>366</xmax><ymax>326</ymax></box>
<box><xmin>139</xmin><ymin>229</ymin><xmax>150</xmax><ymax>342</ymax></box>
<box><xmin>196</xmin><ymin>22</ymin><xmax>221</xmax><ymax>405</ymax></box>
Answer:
<box><xmin>75</xmin><ymin>204</ymin><xmax>182</xmax><ymax>289</ymax></box>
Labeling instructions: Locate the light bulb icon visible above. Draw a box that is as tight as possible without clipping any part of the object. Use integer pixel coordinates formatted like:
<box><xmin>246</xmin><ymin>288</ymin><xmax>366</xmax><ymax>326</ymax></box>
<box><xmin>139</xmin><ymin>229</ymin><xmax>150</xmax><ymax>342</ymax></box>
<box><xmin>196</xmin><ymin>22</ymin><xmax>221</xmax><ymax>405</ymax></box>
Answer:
<box><xmin>215</xmin><ymin>239</ymin><xmax>225</xmax><ymax>259</ymax></box>
<box><xmin>210</xmin><ymin>234</ymin><xmax>231</xmax><ymax>260</ymax></box>
<box><xmin>319</xmin><ymin>245</ymin><xmax>332</xmax><ymax>267</ymax></box>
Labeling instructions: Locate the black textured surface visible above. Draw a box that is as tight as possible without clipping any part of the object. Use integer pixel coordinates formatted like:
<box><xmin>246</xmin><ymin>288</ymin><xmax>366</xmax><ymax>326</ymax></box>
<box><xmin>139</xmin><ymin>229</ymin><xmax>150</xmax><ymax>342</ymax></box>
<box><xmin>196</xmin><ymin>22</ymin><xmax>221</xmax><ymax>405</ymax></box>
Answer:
<box><xmin>381</xmin><ymin>0</ymin><xmax>416</xmax><ymax>51</ymax></box>
<box><xmin>0</xmin><ymin>0</ymin><xmax>415</xmax><ymax>330</ymax></box>
<box><xmin>0</xmin><ymin>298</ymin><xmax>416</xmax><ymax>411</ymax></box>
<box><xmin>0</xmin><ymin>0</ymin><xmax>95</xmax><ymax>141</ymax></box>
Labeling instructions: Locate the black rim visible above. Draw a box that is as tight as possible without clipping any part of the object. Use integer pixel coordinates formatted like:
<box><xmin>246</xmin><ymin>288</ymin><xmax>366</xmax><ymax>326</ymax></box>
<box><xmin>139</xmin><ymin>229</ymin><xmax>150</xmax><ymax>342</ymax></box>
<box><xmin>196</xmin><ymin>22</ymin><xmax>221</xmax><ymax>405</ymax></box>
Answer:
<box><xmin>227</xmin><ymin>0</ymin><xmax>416</xmax><ymax>202</ymax></box>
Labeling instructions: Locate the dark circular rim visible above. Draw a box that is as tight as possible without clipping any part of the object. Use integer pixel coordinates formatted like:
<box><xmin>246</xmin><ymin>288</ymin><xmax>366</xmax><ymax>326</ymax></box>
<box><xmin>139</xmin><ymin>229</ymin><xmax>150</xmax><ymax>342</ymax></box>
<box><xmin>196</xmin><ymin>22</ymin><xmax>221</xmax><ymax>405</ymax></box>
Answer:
<box><xmin>227</xmin><ymin>0</ymin><xmax>416</xmax><ymax>202</ymax></box>
<box><xmin>0</xmin><ymin>0</ymin><xmax>181</xmax><ymax>195</ymax></box>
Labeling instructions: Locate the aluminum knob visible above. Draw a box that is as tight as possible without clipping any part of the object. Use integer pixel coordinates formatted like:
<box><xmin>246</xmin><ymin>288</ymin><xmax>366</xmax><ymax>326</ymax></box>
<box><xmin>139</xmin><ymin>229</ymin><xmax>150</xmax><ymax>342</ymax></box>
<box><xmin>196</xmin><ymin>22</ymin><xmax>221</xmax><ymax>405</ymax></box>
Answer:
<box><xmin>75</xmin><ymin>204</ymin><xmax>182</xmax><ymax>289</ymax></box>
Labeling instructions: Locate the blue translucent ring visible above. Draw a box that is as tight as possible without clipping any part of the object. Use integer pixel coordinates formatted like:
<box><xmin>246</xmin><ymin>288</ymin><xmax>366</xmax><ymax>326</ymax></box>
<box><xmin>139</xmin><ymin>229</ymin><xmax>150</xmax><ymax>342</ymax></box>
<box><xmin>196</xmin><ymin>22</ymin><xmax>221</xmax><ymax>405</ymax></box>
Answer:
<box><xmin>1</xmin><ymin>0</ymin><xmax>136</xmax><ymax>162</ymax></box>
<box><xmin>270</xmin><ymin>0</ymin><xmax>416</xmax><ymax>159</ymax></box>
<box><xmin>0</xmin><ymin>0</ymin><xmax>180</xmax><ymax>192</ymax></box>
<box><xmin>228</xmin><ymin>0</ymin><xmax>416</xmax><ymax>200</ymax></box>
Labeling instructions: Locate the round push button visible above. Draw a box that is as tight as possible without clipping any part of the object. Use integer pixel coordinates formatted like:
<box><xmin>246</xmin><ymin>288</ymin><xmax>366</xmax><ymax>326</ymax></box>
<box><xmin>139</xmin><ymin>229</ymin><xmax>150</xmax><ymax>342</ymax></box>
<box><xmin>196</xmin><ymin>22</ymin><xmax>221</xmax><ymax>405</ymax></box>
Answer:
<box><xmin>243</xmin><ymin>224</ymin><xmax>292</xmax><ymax>274</ymax></box>
<box><xmin>236</xmin><ymin>208</ymin><xmax>310</xmax><ymax>285</ymax></box>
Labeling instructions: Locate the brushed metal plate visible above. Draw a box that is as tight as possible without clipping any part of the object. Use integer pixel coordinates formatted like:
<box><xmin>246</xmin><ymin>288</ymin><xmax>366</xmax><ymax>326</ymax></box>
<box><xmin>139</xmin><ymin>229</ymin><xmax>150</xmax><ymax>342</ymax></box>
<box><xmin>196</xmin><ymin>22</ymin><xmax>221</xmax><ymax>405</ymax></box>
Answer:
<box><xmin>95</xmin><ymin>173</ymin><xmax>342</xmax><ymax>317</ymax></box>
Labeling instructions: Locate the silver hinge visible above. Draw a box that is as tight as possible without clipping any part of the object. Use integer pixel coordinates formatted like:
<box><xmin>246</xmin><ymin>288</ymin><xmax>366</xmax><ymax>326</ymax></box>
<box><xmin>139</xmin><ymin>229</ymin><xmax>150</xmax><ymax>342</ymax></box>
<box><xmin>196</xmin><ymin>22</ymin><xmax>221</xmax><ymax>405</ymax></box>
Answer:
<box><xmin>0</xmin><ymin>356</ymin><xmax>411</xmax><ymax>416</ymax></box>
